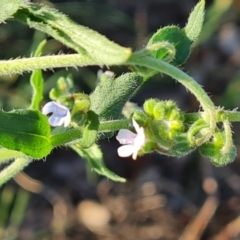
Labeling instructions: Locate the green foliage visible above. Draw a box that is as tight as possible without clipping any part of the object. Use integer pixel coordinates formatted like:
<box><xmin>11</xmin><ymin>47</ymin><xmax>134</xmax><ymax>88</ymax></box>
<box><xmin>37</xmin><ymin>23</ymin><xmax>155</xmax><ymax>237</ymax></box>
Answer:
<box><xmin>90</xmin><ymin>73</ymin><xmax>144</xmax><ymax>120</ymax></box>
<box><xmin>199</xmin><ymin>134</ymin><xmax>237</xmax><ymax>167</ymax></box>
<box><xmin>0</xmin><ymin>109</ymin><xmax>52</xmax><ymax>159</ymax></box>
<box><xmin>71</xmin><ymin>144</ymin><xmax>126</xmax><ymax>182</ymax></box>
<box><xmin>147</xmin><ymin>26</ymin><xmax>192</xmax><ymax>66</ymax></box>
<box><xmin>80</xmin><ymin>111</ymin><xmax>99</xmax><ymax>149</ymax></box>
<box><xmin>50</xmin><ymin>75</ymin><xmax>74</xmax><ymax>101</ymax></box>
<box><xmin>185</xmin><ymin>0</ymin><xmax>205</xmax><ymax>41</ymax></box>
<box><xmin>0</xmin><ymin>0</ymin><xmax>25</xmax><ymax>24</ymax></box>
<box><xmin>29</xmin><ymin>40</ymin><xmax>46</xmax><ymax>110</ymax></box>
<box><xmin>0</xmin><ymin>0</ymin><xmax>239</xmax><ymax>186</ymax></box>
<box><xmin>14</xmin><ymin>2</ymin><xmax>131</xmax><ymax>65</ymax></box>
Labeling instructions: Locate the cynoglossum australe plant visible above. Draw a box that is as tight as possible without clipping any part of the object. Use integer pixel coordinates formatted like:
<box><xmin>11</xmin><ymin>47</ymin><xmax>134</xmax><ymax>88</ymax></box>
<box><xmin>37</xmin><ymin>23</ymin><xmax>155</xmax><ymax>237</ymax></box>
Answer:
<box><xmin>0</xmin><ymin>0</ymin><xmax>239</xmax><ymax>185</ymax></box>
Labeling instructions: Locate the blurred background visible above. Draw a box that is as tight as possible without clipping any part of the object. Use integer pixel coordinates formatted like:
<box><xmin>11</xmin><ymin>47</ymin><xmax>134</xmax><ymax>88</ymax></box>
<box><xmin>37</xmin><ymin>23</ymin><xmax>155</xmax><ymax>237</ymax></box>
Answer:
<box><xmin>1</xmin><ymin>0</ymin><xmax>240</xmax><ymax>239</ymax></box>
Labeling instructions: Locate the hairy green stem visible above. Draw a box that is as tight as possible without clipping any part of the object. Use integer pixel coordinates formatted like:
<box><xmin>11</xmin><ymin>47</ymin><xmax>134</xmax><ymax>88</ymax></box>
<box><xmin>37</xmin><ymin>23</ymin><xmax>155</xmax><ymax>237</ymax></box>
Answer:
<box><xmin>0</xmin><ymin>149</ymin><xmax>26</xmax><ymax>163</ymax></box>
<box><xmin>50</xmin><ymin>119</ymin><xmax>130</xmax><ymax>147</ymax></box>
<box><xmin>185</xmin><ymin>111</ymin><xmax>240</xmax><ymax>123</ymax></box>
<box><xmin>0</xmin><ymin>54</ymin><xmax>96</xmax><ymax>76</ymax></box>
<box><xmin>50</xmin><ymin>128</ymin><xmax>83</xmax><ymax>147</ymax></box>
<box><xmin>222</xmin><ymin>118</ymin><xmax>232</xmax><ymax>154</ymax></box>
<box><xmin>98</xmin><ymin>119</ymin><xmax>130</xmax><ymax>132</ymax></box>
<box><xmin>0</xmin><ymin>157</ymin><xmax>31</xmax><ymax>186</ymax></box>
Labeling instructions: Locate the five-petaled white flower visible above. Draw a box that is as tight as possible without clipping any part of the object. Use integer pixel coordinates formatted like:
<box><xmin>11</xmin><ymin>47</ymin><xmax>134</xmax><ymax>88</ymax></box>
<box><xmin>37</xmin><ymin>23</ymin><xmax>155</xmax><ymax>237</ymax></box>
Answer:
<box><xmin>42</xmin><ymin>101</ymin><xmax>71</xmax><ymax>127</ymax></box>
<box><xmin>116</xmin><ymin>119</ymin><xmax>146</xmax><ymax>160</ymax></box>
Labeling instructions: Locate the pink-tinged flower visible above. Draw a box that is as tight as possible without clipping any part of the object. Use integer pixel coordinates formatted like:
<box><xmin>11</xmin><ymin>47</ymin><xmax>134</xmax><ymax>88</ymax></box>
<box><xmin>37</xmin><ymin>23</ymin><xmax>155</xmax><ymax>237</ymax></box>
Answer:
<box><xmin>42</xmin><ymin>101</ymin><xmax>71</xmax><ymax>127</ymax></box>
<box><xmin>116</xmin><ymin>119</ymin><xmax>146</xmax><ymax>160</ymax></box>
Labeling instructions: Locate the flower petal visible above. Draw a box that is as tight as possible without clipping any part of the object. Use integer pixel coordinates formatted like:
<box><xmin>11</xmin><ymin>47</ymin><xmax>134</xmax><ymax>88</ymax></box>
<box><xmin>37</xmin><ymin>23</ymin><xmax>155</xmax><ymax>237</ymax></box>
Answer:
<box><xmin>63</xmin><ymin>110</ymin><xmax>71</xmax><ymax>127</ymax></box>
<box><xmin>42</xmin><ymin>101</ymin><xmax>71</xmax><ymax>127</ymax></box>
<box><xmin>117</xmin><ymin>145</ymin><xmax>134</xmax><ymax>158</ymax></box>
<box><xmin>116</xmin><ymin>129</ymin><xmax>136</xmax><ymax>144</ymax></box>
<box><xmin>132</xmin><ymin>119</ymin><xmax>140</xmax><ymax>133</ymax></box>
<box><xmin>42</xmin><ymin>101</ymin><xmax>57</xmax><ymax>115</ymax></box>
<box><xmin>48</xmin><ymin>115</ymin><xmax>65</xmax><ymax>127</ymax></box>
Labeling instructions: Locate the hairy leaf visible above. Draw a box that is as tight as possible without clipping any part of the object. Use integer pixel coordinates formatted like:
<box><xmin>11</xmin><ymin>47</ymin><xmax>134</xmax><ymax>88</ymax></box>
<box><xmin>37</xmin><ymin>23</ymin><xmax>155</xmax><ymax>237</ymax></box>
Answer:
<box><xmin>71</xmin><ymin>144</ymin><xmax>126</xmax><ymax>182</ymax></box>
<box><xmin>14</xmin><ymin>3</ymin><xmax>131</xmax><ymax>65</ymax></box>
<box><xmin>0</xmin><ymin>0</ymin><xmax>25</xmax><ymax>24</ymax></box>
<box><xmin>185</xmin><ymin>0</ymin><xmax>205</xmax><ymax>41</ymax></box>
<box><xmin>0</xmin><ymin>109</ymin><xmax>52</xmax><ymax>159</ymax></box>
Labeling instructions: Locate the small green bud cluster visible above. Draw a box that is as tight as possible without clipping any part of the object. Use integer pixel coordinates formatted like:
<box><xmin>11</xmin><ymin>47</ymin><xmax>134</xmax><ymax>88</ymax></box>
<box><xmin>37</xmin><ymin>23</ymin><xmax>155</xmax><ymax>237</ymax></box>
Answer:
<box><xmin>133</xmin><ymin>99</ymin><xmax>237</xmax><ymax>165</ymax></box>
<box><xmin>133</xmin><ymin>99</ymin><xmax>190</xmax><ymax>157</ymax></box>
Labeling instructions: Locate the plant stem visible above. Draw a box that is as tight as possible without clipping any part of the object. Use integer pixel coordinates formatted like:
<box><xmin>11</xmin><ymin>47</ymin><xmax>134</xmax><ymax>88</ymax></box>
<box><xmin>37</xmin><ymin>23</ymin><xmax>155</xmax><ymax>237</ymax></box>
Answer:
<box><xmin>0</xmin><ymin>54</ymin><xmax>96</xmax><ymax>76</ymax></box>
<box><xmin>0</xmin><ymin>149</ymin><xmax>26</xmax><ymax>163</ymax></box>
<box><xmin>98</xmin><ymin>119</ymin><xmax>130</xmax><ymax>132</ymax></box>
<box><xmin>50</xmin><ymin>119</ymin><xmax>130</xmax><ymax>147</ymax></box>
<box><xmin>185</xmin><ymin>111</ymin><xmax>240</xmax><ymax>123</ymax></box>
<box><xmin>0</xmin><ymin>158</ymin><xmax>31</xmax><ymax>186</ymax></box>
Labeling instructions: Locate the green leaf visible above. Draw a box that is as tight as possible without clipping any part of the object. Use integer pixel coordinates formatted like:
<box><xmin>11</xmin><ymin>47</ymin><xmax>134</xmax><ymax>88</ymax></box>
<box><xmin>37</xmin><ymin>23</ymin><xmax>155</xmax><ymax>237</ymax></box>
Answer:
<box><xmin>29</xmin><ymin>40</ymin><xmax>46</xmax><ymax>110</ymax></box>
<box><xmin>80</xmin><ymin>111</ymin><xmax>99</xmax><ymax>148</ymax></box>
<box><xmin>0</xmin><ymin>109</ymin><xmax>52</xmax><ymax>159</ymax></box>
<box><xmin>0</xmin><ymin>0</ymin><xmax>25</xmax><ymax>24</ymax></box>
<box><xmin>185</xmin><ymin>0</ymin><xmax>205</xmax><ymax>42</ymax></box>
<box><xmin>147</xmin><ymin>26</ymin><xmax>192</xmax><ymax>66</ymax></box>
<box><xmin>90</xmin><ymin>73</ymin><xmax>143</xmax><ymax>120</ymax></box>
<box><xmin>71</xmin><ymin>144</ymin><xmax>126</xmax><ymax>182</ymax></box>
<box><xmin>14</xmin><ymin>3</ymin><xmax>131</xmax><ymax>65</ymax></box>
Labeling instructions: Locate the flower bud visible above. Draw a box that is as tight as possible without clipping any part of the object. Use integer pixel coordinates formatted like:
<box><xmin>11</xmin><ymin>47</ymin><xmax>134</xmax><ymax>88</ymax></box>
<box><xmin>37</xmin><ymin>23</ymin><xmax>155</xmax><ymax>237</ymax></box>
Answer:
<box><xmin>153</xmin><ymin>102</ymin><xmax>166</xmax><ymax>119</ymax></box>
<box><xmin>133</xmin><ymin>110</ymin><xmax>148</xmax><ymax>127</ymax></box>
<box><xmin>143</xmin><ymin>99</ymin><xmax>158</xmax><ymax>117</ymax></box>
<box><xmin>170</xmin><ymin>134</ymin><xmax>192</xmax><ymax>156</ymax></box>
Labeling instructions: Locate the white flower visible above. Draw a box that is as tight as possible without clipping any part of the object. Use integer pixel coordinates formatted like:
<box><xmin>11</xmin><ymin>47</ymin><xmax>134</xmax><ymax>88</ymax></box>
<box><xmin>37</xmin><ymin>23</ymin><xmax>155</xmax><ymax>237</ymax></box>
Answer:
<box><xmin>42</xmin><ymin>101</ymin><xmax>71</xmax><ymax>127</ymax></box>
<box><xmin>116</xmin><ymin>119</ymin><xmax>146</xmax><ymax>160</ymax></box>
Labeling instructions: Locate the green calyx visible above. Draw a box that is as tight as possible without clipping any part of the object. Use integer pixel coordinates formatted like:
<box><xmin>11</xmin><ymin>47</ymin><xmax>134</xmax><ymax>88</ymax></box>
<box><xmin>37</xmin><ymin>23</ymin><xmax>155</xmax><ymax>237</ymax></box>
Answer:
<box><xmin>133</xmin><ymin>99</ymin><xmax>188</xmax><ymax>156</ymax></box>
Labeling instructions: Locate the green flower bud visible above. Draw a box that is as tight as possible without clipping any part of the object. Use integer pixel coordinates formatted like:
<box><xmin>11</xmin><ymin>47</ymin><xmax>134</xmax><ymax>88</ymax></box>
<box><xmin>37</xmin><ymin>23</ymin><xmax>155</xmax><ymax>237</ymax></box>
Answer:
<box><xmin>168</xmin><ymin>108</ymin><xmax>182</xmax><ymax>121</ymax></box>
<box><xmin>170</xmin><ymin>134</ymin><xmax>193</xmax><ymax>156</ymax></box>
<box><xmin>133</xmin><ymin>110</ymin><xmax>148</xmax><ymax>127</ymax></box>
<box><xmin>146</xmin><ymin>119</ymin><xmax>171</xmax><ymax>149</ymax></box>
<box><xmin>49</xmin><ymin>88</ymin><xmax>59</xmax><ymax>100</ymax></box>
<box><xmin>57</xmin><ymin>75</ymin><xmax>74</xmax><ymax>94</ymax></box>
<box><xmin>143</xmin><ymin>99</ymin><xmax>158</xmax><ymax>117</ymax></box>
<box><xmin>49</xmin><ymin>75</ymin><xmax>74</xmax><ymax>101</ymax></box>
<box><xmin>73</xmin><ymin>98</ymin><xmax>90</xmax><ymax>114</ymax></box>
<box><xmin>153</xmin><ymin>102</ymin><xmax>166</xmax><ymax>119</ymax></box>
<box><xmin>166</xmin><ymin>120</ymin><xmax>184</xmax><ymax>139</ymax></box>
